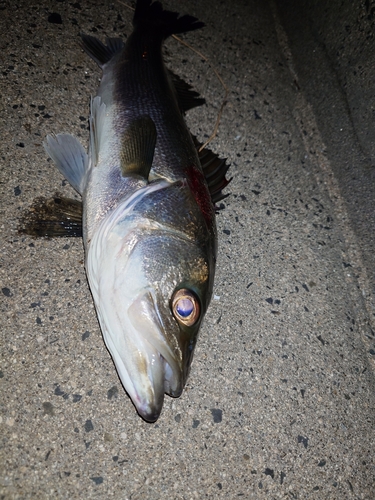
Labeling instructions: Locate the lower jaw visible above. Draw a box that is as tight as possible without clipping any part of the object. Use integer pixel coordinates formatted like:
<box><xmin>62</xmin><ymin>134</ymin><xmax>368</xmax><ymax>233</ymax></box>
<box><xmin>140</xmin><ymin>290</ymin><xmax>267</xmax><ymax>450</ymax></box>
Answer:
<box><xmin>161</xmin><ymin>354</ymin><xmax>183</xmax><ymax>397</ymax></box>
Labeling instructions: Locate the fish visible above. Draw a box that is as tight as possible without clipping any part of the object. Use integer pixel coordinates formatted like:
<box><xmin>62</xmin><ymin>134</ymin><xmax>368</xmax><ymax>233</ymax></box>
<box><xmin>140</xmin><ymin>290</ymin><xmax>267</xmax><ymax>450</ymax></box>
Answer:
<box><xmin>21</xmin><ymin>0</ymin><xmax>230</xmax><ymax>421</ymax></box>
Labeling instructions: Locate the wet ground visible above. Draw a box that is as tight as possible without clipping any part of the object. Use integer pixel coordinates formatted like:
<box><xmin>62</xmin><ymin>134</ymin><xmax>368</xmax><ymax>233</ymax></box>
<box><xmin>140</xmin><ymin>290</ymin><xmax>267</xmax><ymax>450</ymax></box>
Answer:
<box><xmin>1</xmin><ymin>0</ymin><xmax>374</xmax><ymax>498</ymax></box>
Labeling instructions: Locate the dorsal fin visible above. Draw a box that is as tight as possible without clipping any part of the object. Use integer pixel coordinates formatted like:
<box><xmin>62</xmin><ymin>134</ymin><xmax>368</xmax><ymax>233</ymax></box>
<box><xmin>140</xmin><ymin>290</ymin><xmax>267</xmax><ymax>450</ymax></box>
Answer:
<box><xmin>193</xmin><ymin>136</ymin><xmax>232</xmax><ymax>204</ymax></box>
<box><xmin>169</xmin><ymin>70</ymin><xmax>206</xmax><ymax>113</ymax></box>
<box><xmin>80</xmin><ymin>34</ymin><xmax>124</xmax><ymax>68</ymax></box>
<box><xmin>121</xmin><ymin>116</ymin><xmax>157</xmax><ymax>179</ymax></box>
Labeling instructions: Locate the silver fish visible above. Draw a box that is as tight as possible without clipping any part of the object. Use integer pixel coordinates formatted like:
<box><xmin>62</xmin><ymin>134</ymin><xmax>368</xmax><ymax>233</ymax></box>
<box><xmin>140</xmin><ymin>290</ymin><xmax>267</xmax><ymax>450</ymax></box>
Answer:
<box><xmin>34</xmin><ymin>0</ymin><xmax>229</xmax><ymax>421</ymax></box>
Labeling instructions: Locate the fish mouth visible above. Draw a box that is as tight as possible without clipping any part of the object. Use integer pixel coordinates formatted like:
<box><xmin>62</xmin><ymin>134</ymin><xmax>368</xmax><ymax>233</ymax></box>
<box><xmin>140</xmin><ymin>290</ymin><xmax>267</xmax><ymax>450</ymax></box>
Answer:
<box><xmin>136</xmin><ymin>352</ymin><xmax>183</xmax><ymax>423</ymax></box>
<box><xmin>98</xmin><ymin>289</ymin><xmax>185</xmax><ymax>422</ymax></box>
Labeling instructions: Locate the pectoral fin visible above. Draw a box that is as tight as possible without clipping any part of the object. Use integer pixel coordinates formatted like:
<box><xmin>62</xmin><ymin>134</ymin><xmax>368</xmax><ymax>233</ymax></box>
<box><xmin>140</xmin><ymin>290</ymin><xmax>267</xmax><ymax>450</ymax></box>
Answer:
<box><xmin>89</xmin><ymin>95</ymin><xmax>107</xmax><ymax>168</ymax></box>
<box><xmin>120</xmin><ymin>115</ymin><xmax>157</xmax><ymax>180</ymax></box>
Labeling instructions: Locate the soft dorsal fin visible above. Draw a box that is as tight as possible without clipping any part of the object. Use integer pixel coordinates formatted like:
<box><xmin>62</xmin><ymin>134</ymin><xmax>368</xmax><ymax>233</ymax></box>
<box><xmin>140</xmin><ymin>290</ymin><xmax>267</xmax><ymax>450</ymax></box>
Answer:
<box><xmin>120</xmin><ymin>116</ymin><xmax>157</xmax><ymax>179</ymax></box>
<box><xmin>80</xmin><ymin>34</ymin><xmax>124</xmax><ymax>68</ymax></box>
<box><xmin>44</xmin><ymin>134</ymin><xmax>88</xmax><ymax>195</ymax></box>
<box><xmin>169</xmin><ymin>70</ymin><xmax>206</xmax><ymax>113</ymax></box>
<box><xmin>193</xmin><ymin>136</ymin><xmax>231</xmax><ymax>204</ymax></box>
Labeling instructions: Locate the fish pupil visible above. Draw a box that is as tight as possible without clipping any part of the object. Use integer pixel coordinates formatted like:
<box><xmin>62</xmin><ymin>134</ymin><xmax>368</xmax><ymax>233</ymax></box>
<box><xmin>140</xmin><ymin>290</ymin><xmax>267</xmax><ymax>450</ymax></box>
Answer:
<box><xmin>176</xmin><ymin>298</ymin><xmax>194</xmax><ymax>318</ymax></box>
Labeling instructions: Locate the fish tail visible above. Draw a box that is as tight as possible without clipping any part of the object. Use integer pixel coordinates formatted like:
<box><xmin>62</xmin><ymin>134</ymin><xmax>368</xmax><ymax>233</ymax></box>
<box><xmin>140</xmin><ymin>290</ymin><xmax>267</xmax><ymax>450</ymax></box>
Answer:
<box><xmin>133</xmin><ymin>0</ymin><xmax>204</xmax><ymax>38</ymax></box>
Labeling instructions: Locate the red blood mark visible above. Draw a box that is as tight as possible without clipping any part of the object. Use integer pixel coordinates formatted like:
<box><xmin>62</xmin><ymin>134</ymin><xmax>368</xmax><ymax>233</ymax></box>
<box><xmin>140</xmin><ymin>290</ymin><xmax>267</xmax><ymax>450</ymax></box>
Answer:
<box><xmin>185</xmin><ymin>164</ymin><xmax>215</xmax><ymax>226</ymax></box>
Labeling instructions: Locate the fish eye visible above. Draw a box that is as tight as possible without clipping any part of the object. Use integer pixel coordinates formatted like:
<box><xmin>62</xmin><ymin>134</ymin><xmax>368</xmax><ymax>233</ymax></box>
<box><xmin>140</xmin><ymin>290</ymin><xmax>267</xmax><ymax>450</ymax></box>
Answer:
<box><xmin>171</xmin><ymin>289</ymin><xmax>200</xmax><ymax>327</ymax></box>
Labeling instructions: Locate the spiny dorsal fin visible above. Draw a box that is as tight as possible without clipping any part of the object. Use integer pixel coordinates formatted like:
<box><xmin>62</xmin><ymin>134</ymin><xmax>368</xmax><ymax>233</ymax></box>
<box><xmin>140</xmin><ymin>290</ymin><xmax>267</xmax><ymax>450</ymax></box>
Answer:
<box><xmin>193</xmin><ymin>136</ymin><xmax>232</xmax><ymax>204</ymax></box>
<box><xmin>169</xmin><ymin>70</ymin><xmax>206</xmax><ymax>113</ymax></box>
<box><xmin>121</xmin><ymin>115</ymin><xmax>157</xmax><ymax>179</ymax></box>
<box><xmin>18</xmin><ymin>196</ymin><xmax>83</xmax><ymax>238</ymax></box>
<box><xmin>80</xmin><ymin>34</ymin><xmax>124</xmax><ymax>68</ymax></box>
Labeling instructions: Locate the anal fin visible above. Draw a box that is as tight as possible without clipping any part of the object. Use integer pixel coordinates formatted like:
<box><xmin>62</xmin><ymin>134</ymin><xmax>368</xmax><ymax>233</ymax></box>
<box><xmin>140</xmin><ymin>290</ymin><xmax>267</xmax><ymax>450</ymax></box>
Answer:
<box><xmin>80</xmin><ymin>34</ymin><xmax>124</xmax><ymax>68</ymax></box>
<box><xmin>44</xmin><ymin>134</ymin><xmax>88</xmax><ymax>195</ymax></box>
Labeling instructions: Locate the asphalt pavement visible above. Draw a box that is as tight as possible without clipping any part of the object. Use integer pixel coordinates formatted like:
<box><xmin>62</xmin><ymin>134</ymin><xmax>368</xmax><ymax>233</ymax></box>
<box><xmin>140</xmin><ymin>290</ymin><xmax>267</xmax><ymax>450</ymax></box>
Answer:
<box><xmin>1</xmin><ymin>0</ymin><xmax>374</xmax><ymax>498</ymax></box>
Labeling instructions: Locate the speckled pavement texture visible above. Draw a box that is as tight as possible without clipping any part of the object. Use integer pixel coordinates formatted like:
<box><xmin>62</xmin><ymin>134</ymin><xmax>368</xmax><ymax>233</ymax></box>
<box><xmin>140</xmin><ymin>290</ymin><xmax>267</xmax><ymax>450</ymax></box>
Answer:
<box><xmin>1</xmin><ymin>0</ymin><xmax>374</xmax><ymax>498</ymax></box>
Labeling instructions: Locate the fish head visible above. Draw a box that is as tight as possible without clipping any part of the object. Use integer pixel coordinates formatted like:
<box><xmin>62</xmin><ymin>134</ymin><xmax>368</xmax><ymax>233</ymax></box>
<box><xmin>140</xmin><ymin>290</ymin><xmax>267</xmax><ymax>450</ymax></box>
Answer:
<box><xmin>126</xmin><ymin>235</ymin><xmax>211</xmax><ymax>416</ymax></box>
<box><xmin>86</xmin><ymin>181</ymin><xmax>216</xmax><ymax>422</ymax></box>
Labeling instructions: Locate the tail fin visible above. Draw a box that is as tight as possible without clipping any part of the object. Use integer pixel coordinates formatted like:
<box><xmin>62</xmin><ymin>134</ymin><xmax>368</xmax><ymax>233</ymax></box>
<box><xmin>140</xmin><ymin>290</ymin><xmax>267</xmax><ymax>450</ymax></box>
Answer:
<box><xmin>133</xmin><ymin>0</ymin><xmax>204</xmax><ymax>38</ymax></box>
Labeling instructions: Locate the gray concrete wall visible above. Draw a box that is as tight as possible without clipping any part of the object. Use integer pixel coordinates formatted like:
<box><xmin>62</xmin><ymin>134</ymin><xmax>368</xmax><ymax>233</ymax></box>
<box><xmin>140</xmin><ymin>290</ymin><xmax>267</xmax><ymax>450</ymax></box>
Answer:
<box><xmin>278</xmin><ymin>0</ymin><xmax>375</xmax><ymax>162</ymax></box>
<box><xmin>277</xmin><ymin>0</ymin><xmax>375</xmax><ymax>325</ymax></box>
